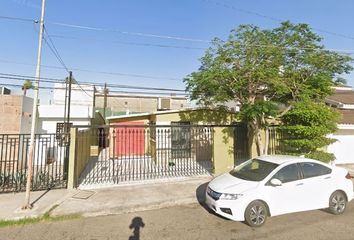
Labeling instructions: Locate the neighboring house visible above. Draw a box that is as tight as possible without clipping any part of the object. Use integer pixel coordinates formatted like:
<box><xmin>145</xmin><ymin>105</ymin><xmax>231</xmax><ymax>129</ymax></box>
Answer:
<box><xmin>95</xmin><ymin>92</ymin><xmax>190</xmax><ymax>118</ymax></box>
<box><xmin>0</xmin><ymin>89</ymin><xmax>34</xmax><ymax>185</ymax></box>
<box><xmin>38</xmin><ymin>83</ymin><xmax>104</xmax><ymax>133</ymax></box>
<box><xmin>106</xmin><ymin>108</ymin><xmax>244</xmax><ymax>163</ymax></box>
<box><xmin>326</xmin><ymin>86</ymin><xmax>354</xmax><ymax>164</ymax></box>
<box><xmin>35</xmin><ymin>83</ymin><xmax>104</xmax><ymax>168</ymax></box>
<box><xmin>0</xmin><ymin>90</ymin><xmax>33</xmax><ymax>134</ymax></box>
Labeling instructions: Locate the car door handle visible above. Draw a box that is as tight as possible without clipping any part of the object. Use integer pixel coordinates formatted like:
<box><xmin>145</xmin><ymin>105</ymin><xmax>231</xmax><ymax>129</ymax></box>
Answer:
<box><xmin>296</xmin><ymin>183</ymin><xmax>304</xmax><ymax>186</ymax></box>
<box><xmin>324</xmin><ymin>176</ymin><xmax>331</xmax><ymax>179</ymax></box>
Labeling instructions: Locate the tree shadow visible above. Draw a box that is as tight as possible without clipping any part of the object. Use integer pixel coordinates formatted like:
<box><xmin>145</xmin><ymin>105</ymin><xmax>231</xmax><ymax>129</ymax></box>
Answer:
<box><xmin>195</xmin><ymin>182</ymin><xmax>230</xmax><ymax>220</ymax></box>
<box><xmin>31</xmin><ymin>189</ymin><xmax>51</xmax><ymax>206</ymax></box>
<box><xmin>128</xmin><ymin>216</ymin><xmax>145</xmax><ymax>240</ymax></box>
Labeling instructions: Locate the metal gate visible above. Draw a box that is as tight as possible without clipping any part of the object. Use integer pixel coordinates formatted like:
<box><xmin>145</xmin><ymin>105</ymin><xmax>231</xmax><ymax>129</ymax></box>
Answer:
<box><xmin>77</xmin><ymin>125</ymin><xmax>214</xmax><ymax>187</ymax></box>
<box><xmin>0</xmin><ymin>134</ymin><xmax>68</xmax><ymax>193</ymax></box>
<box><xmin>234</xmin><ymin>124</ymin><xmax>250</xmax><ymax>165</ymax></box>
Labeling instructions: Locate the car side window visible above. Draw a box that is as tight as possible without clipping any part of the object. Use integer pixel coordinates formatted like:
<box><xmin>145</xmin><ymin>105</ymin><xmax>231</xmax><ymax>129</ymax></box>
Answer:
<box><xmin>300</xmin><ymin>162</ymin><xmax>332</xmax><ymax>179</ymax></box>
<box><xmin>272</xmin><ymin>164</ymin><xmax>300</xmax><ymax>183</ymax></box>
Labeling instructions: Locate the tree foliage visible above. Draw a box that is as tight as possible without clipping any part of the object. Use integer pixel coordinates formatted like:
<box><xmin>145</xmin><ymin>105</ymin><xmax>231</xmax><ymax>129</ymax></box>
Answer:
<box><xmin>21</xmin><ymin>80</ymin><xmax>33</xmax><ymax>96</ymax></box>
<box><xmin>280</xmin><ymin>101</ymin><xmax>339</xmax><ymax>162</ymax></box>
<box><xmin>185</xmin><ymin>21</ymin><xmax>353</xmax><ymax>156</ymax></box>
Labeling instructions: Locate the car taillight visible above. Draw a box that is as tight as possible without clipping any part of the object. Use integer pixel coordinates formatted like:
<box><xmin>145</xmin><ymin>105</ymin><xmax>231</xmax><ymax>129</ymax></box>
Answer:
<box><xmin>345</xmin><ymin>172</ymin><xmax>352</xmax><ymax>179</ymax></box>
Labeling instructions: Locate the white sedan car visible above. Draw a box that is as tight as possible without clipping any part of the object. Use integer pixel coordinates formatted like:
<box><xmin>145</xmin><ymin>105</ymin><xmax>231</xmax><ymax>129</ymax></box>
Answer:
<box><xmin>205</xmin><ymin>155</ymin><xmax>354</xmax><ymax>227</ymax></box>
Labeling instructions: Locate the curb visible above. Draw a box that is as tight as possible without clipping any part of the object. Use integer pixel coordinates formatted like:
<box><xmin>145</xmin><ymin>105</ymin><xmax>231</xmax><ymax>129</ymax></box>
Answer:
<box><xmin>80</xmin><ymin>197</ymin><xmax>198</xmax><ymax>218</ymax></box>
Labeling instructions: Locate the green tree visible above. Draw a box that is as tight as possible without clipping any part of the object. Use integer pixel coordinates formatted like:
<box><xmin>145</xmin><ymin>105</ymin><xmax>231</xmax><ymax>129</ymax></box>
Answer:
<box><xmin>280</xmin><ymin>101</ymin><xmax>339</xmax><ymax>162</ymax></box>
<box><xmin>333</xmin><ymin>77</ymin><xmax>347</xmax><ymax>86</ymax></box>
<box><xmin>21</xmin><ymin>80</ymin><xmax>33</xmax><ymax>96</ymax></box>
<box><xmin>184</xmin><ymin>21</ymin><xmax>352</xmax><ymax>155</ymax></box>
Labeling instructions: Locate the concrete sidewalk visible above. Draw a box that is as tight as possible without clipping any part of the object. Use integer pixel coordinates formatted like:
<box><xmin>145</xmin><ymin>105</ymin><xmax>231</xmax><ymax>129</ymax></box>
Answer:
<box><xmin>0</xmin><ymin>176</ymin><xmax>211</xmax><ymax>221</ymax></box>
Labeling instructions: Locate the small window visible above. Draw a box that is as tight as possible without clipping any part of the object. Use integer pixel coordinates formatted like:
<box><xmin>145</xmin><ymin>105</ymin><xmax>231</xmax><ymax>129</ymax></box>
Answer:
<box><xmin>300</xmin><ymin>162</ymin><xmax>332</xmax><ymax>179</ymax></box>
<box><xmin>272</xmin><ymin>164</ymin><xmax>300</xmax><ymax>183</ymax></box>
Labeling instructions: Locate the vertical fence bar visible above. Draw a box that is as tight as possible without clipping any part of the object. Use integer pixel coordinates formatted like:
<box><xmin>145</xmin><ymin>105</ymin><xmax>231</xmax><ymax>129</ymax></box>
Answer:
<box><xmin>4</xmin><ymin>135</ymin><xmax>8</xmax><ymax>191</ymax></box>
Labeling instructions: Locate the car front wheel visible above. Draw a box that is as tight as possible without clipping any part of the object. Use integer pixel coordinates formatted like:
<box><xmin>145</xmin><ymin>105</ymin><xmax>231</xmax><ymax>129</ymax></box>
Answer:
<box><xmin>244</xmin><ymin>200</ymin><xmax>268</xmax><ymax>227</ymax></box>
<box><xmin>328</xmin><ymin>191</ymin><xmax>347</xmax><ymax>215</ymax></box>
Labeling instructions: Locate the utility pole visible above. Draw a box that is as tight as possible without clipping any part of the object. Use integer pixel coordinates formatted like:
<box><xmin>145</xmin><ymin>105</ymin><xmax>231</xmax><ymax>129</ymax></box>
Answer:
<box><xmin>63</xmin><ymin>71</ymin><xmax>72</xmax><ymax>178</ymax></box>
<box><xmin>103</xmin><ymin>82</ymin><xmax>107</xmax><ymax>121</ymax></box>
<box><xmin>23</xmin><ymin>0</ymin><xmax>46</xmax><ymax>209</ymax></box>
<box><xmin>67</xmin><ymin>71</ymin><xmax>72</xmax><ymax>124</ymax></box>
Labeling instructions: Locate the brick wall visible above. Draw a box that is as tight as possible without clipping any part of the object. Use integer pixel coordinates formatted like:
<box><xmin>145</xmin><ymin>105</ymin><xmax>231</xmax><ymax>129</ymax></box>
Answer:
<box><xmin>0</xmin><ymin>95</ymin><xmax>23</xmax><ymax>134</ymax></box>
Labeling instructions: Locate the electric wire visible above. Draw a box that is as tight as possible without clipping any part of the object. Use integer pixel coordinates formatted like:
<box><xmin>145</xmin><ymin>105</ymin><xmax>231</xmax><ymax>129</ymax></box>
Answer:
<box><xmin>0</xmin><ymin>15</ymin><xmax>37</xmax><ymax>23</ymax></box>
<box><xmin>0</xmin><ymin>59</ymin><xmax>183</xmax><ymax>81</ymax></box>
<box><xmin>49</xmin><ymin>34</ymin><xmax>206</xmax><ymax>50</ymax></box>
<box><xmin>48</xmin><ymin>34</ymin><xmax>354</xmax><ymax>55</ymax></box>
<box><xmin>0</xmin><ymin>82</ymin><xmax>189</xmax><ymax>96</ymax></box>
<box><xmin>43</xmin><ymin>25</ymin><xmax>70</xmax><ymax>73</ymax></box>
<box><xmin>41</xmin><ymin>25</ymin><xmax>94</xmax><ymax>98</ymax></box>
<box><xmin>0</xmin><ymin>72</ymin><xmax>187</xmax><ymax>92</ymax></box>
<box><xmin>47</xmin><ymin>21</ymin><xmax>210</xmax><ymax>43</ymax></box>
<box><xmin>201</xmin><ymin>0</ymin><xmax>354</xmax><ymax>41</ymax></box>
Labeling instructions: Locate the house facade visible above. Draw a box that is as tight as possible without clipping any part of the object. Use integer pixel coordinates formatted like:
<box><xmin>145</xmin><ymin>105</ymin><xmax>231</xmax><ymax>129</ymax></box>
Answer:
<box><xmin>95</xmin><ymin>93</ymin><xmax>190</xmax><ymax>117</ymax></box>
<box><xmin>326</xmin><ymin>86</ymin><xmax>354</xmax><ymax>164</ymax></box>
<box><xmin>106</xmin><ymin>108</ymin><xmax>241</xmax><ymax>168</ymax></box>
<box><xmin>0</xmin><ymin>93</ymin><xmax>33</xmax><ymax>134</ymax></box>
<box><xmin>68</xmin><ymin>108</ymin><xmax>244</xmax><ymax>189</ymax></box>
<box><xmin>37</xmin><ymin>83</ymin><xmax>102</xmax><ymax>133</ymax></box>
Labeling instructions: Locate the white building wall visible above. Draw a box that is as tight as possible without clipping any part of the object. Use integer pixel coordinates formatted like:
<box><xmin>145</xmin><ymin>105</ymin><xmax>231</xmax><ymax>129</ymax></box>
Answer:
<box><xmin>328</xmin><ymin>128</ymin><xmax>354</xmax><ymax>164</ymax></box>
<box><xmin>38</xmin><ymin>119</ymin><xmax>91</xmax><ymax>134</ymax></box>
<box><xmin>20</xmin><ymin>97</ymin><xmax>34</xmax><ymax>134</ymax></box>
<box><xmin>53</xmin><ymin>83</ymin><xmax>95</xmax><ymax>106</ymax></box>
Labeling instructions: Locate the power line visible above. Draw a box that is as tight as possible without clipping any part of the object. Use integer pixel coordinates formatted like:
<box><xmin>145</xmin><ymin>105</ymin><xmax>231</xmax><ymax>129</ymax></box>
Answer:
<box><xmin>0</xmin><ymin>59</ymin><xmax>183</xmax><ymax>81</ymax></box>
<box><xmin>51</xmin><ymin>33</ymin><xmax>354</xmax><ymax>54</ymax></box>
<box><xmin>0</xmin><ymin>72</ymin><xmax>187</xmax><ymax>92</ymax></box>
<box><xmin>42</xmin><ymin>25</ymin><xmax>95</xmax><ymax>98</ymax></box>
<box><xmin>35</xmin><ymin>30</ymin><xmax>354</xmax><ymax>56</ymax></box>
<box><xmin>0</xmin><ymin>82</ymin><xmax>188</xmax><ymax>96</ymax></box>
<box><xmin>43</xmin><ymin>25</ymin><xmax>70</xmax><ymax>73</ymax></box>
<box><xmin>49</xmin><ymin>34</ymin><xmax>206</xmax><ymax>51</ymax></box>
<box><xmin>0</xmin><ymin>72</ymin><xmax>64</xmax><ymax>81</ymax></box>
<box><xmin>0</xmin><ymin>75</ymin><xmax>62</xmax><ymax>85</ymax></box>
<box><xmin>47</xmin><ymin>21</ymin><xmax>210</xmax><ymax>43</ymax></box>
<box><xmin>0</xmin><ymin>15</ymin><xmax>37</xmax><ymax>23</ymax></box>
<box><xmin>202</xmin><ymin>0</ymin><xmax>354</xmax><ymax>42</ymax></box>
<box><xmin>3</xmin><ymin>12</ymin><xmax>354</xmax><ymax>44</ymax></box>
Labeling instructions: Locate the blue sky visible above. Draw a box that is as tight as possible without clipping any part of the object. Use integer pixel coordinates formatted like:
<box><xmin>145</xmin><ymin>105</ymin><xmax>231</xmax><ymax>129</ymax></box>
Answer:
<box><xmin>1</xmin><ymin>0</ymin><xmax>354</xmax><ymax>102</ymax></box>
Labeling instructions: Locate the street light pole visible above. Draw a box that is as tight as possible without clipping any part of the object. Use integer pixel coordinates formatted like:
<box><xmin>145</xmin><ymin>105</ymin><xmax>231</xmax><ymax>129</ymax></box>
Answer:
<box><xmin>23</xmin><ymin>0</ymin><xmax>46</xmax><ymax>209</ymax></box>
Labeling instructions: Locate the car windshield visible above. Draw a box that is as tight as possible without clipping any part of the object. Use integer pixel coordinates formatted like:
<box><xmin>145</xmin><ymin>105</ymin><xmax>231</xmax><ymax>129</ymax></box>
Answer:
<box><xmin>230</xmin><ymin>159</ymin><xmax>279</xmax><ymax>181</ymax></box>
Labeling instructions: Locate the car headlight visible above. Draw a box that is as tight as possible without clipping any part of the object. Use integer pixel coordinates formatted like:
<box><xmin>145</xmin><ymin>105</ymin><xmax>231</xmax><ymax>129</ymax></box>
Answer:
<box><xmin>220</xmin><ymin>193</ymin><xmax>243</xmax><ymax>200</ymax></box>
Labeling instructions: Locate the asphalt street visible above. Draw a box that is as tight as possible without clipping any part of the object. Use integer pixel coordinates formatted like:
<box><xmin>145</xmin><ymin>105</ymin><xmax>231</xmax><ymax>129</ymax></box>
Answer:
<box><xmin>1</xmin><ymin>200</ymin><xmax>354</xmax><ymax>240</ymax></box>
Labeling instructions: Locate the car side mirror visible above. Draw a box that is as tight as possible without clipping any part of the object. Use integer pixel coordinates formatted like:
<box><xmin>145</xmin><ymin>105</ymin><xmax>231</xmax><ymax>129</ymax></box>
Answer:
<box><xmin>270</xmin><ymin>178</ymin><xmax>282</xmax><ymax>186</ymax></box>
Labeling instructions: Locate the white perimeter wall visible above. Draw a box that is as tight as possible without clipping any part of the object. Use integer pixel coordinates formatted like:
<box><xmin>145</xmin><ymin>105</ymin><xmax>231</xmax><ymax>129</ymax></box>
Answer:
<box><xmin>328</xmin><ymin>128</ymin><xmax>354</xmax><ymax>164</ymax></box>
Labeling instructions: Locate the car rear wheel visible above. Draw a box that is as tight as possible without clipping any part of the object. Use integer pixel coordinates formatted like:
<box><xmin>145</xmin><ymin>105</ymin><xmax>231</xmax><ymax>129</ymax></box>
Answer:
<box><xmin>328</xmin><ymin>191</ymin><xmax>347</xmax><ymax>215</ymax></box>
<box><xmin>244</xmin><ymin>201</ymin><xmax>268</xmax><ymax>227</ymax></box>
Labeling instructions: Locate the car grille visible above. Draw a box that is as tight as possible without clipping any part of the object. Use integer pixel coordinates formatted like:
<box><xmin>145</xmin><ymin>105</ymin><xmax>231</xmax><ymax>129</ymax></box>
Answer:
<box><xmin>207</xmin><ymin>187</ymin><xmax>222</xmax><ymax>200</ymax></box>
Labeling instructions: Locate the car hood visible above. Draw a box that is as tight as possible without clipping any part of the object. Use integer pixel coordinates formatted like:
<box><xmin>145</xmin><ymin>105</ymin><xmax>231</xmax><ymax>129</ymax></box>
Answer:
<box><xmin>208</xmin><ymin>173</ymin><xmax>259</xmax><ymax>194</ymax></box>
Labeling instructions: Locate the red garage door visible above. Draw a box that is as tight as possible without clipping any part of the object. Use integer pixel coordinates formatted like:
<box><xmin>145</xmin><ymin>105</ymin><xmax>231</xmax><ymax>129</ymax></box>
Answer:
<box><xmin>114</xmin><ymin>122</ymin><xmax>145</xmax><ymax>156</ymax></box>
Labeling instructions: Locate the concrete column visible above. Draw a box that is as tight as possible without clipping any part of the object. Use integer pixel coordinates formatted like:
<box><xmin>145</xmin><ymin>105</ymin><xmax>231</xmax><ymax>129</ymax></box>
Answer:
<box><xmin>213</xmin><ymin>127</ymin><xmax>234</xmax><ymax>175</ymax></box>
<box><xmin>67</xmin><ymin>128</ymin><xmax>78</xmax><ymax>189</ymax></box>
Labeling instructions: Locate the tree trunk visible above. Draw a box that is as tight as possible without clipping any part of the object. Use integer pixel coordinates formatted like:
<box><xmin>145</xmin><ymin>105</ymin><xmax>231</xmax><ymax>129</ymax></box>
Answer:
<box><xmin>250</xmin><ymin>119</ymin><xmax>265</xmax><ymax>156</ymax></box>
<box><xmin>23</xmin><ymin>88</ymin><xmax>27</xmax><ymax>96</ymax></box>
<box><xmin>264</xmin><ymin>127</ymin><xmax>269</xmax><ymax>155</ymax></box>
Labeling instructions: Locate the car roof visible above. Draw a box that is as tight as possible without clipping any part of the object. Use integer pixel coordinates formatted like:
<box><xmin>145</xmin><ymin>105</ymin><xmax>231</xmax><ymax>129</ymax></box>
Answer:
<box><xmin>255</xmin><ymin>155</ymin><xmax>316</xmax><ymax>165</ymax></box>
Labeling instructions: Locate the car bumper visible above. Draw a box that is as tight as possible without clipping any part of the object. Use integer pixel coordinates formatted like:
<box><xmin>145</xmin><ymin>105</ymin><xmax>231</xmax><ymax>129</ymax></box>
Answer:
<box><xmin>205</xmin><ymin>192</ymin><xmax>247</xmax><ymax>221</ymax></box>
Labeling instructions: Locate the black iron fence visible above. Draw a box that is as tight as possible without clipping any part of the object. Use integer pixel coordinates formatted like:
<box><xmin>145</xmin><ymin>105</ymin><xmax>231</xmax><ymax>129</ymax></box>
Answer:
<box><xmin>268</xmin><ymin>126</ymin><xmax>292</xmax><ymax>155</ymax></box>
<box><xmin>0</xmin><ymin>134</ymin><xmax>68</xmax><ymax>193</ymax></box>
<box><xmin>77</xmin><ymin>125</ymin><xmax>215</xmax><ymax>186</ymax></box>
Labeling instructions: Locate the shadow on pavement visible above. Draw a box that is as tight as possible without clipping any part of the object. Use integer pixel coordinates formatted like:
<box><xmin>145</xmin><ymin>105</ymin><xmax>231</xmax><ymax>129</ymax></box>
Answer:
<box><xmin>129</xmin><ymin>216</ymin><xmax>145</xmax><ymax>240</ymax></box>
<box><xmin>30</xmin><ymin>189</ymin><xmax>51</xmax><ymax>206</ymax></box>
